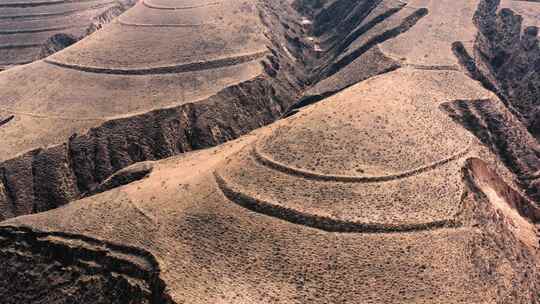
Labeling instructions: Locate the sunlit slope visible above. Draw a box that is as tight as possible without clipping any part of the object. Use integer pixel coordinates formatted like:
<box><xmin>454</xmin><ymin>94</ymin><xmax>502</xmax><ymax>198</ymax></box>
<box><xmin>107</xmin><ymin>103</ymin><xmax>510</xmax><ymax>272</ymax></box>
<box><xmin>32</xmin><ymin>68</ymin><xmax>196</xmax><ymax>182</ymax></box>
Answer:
<box><xmin>3</xmin><ymin>68</ymin><xmax>539</xmax><ymax>303</ymax></box>
<box><xmin>0</xmin><ymin>0</ymin><xmax>427</xmax><ymax>219</ymax></box>
<box><xmin>0</xmin><ymin>0</ymin><xmax>267</xmax><ymax>161</ymax></box>
<box><xmin>47</xmin><ymin>0</ymin><xmax>266</xmax><ymax>70</ymax></box>
<box><xmin>299</xmin><ymin>0</ymin><xmax>480</xmax><ymax>101</ymax></box>
<box><xmin>0</xmin><ymin>0</ymin><xmax>121</xmax><ymax>69</ymax></box>
<box><xmin>376</xmin><ymin>0</ymin><xmax>480</xmax><ymax>68</ymax></box>
<box><xmin>0</xmin><ymin>0</ymin><xmax>539</xmax><ymax>302</ymax></box>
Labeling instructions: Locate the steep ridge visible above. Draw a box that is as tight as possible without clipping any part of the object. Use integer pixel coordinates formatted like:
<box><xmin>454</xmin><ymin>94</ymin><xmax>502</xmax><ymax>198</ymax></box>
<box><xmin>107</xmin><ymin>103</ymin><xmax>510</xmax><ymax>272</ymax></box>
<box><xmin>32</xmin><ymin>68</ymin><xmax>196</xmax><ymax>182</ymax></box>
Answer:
<box><xmin>0</xmin><ymin>0</ymin><xmax>135</xmax><ymax>69</ymax></box>
<box><xmin>453</xmin><ymin>0</ymin><xmax>540</xmax><ymax>135</ymax></box>
<box><xmin>0</xmin><ymin>0</ymin><xmax>432</xmax><ymax>219</ymax></box>
<box><xmin>451</xmin><ymin>0</ymin><xmax>540</xmax><ymax>204</ymax></box>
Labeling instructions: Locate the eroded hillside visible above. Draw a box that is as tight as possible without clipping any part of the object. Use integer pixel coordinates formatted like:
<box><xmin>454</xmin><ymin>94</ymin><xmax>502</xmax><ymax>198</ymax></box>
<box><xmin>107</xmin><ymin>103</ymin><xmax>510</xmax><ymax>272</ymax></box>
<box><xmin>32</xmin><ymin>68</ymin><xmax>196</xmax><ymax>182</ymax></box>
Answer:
<box><xmin>0</xmin><ymin>0</ymin><xmax>432</xmax><ymax>219</ymax></box>
<box><xmin>0</xmin><ymin>0</ymin><xmax>539</xmax><ymax>303</ymax></box>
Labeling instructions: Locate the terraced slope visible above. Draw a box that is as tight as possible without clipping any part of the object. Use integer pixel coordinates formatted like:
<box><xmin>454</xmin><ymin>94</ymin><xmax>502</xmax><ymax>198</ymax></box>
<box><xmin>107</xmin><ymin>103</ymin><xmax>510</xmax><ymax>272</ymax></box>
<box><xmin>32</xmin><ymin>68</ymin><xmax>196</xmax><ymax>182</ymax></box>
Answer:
<box><xmin>0</xmin><ymin>0</ymin><xmax>281</xmax><ymax>218</ymax></box>
<box><xmin>0</xmin><ymin>0</ymin><xmax>540</xmax><ymax>304</ymax></box>
<box><xmin>0</xmin><ymin>0</ymin><xmax>134</xmax><ymax>70</ymax></box>
<box><xmin>2</xmin><ymin>66</ymin><xmax>539</xmax><ymax>303</ymax></box>
<box><xmin>0</xmin><ymin>0</ymin><xmax>539</xmax><ymax>302</ymax></box>
<box><xmin>0</xmin><ymin>0</ymin><xmax>434</xmax><ymax>219</ymax></box>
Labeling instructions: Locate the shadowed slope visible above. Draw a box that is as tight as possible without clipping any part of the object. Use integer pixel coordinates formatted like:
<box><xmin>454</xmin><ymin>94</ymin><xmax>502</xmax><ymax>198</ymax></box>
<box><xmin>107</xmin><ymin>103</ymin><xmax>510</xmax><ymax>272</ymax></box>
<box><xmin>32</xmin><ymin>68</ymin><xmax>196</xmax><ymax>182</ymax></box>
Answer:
<box><xmin>0</xmin><ymin>225</ymin><xmax>174</xmax><ymax>304</ymax></box>
<box><xmin>451</xmin><ymin>0</ymin><xmax>540</xmax><ymax>205</ymax></box>
<box><xmin>453</xmin><ymin>0</ymin><xmax>540</xmax><ymax>136</ymax></box>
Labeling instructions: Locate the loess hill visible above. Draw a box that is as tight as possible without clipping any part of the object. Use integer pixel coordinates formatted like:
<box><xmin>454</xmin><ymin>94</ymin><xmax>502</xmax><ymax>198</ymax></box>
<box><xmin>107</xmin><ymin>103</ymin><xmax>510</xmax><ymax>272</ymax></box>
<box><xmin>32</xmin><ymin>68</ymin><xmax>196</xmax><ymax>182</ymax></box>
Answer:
<box><xmin>0</xmin><ymin>0</ymin><xmax>136</xmax><ymax>70</ymax></box>
<box><xmin>0</xmin><ymin>0</ymin><xmax>540</xmax><ymax>303</ymax></box>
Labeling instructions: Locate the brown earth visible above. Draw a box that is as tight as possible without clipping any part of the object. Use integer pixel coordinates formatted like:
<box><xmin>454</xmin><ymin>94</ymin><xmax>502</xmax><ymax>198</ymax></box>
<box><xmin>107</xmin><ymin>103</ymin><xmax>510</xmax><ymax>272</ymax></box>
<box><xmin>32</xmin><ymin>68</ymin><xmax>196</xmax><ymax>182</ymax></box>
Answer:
<box><xmin>0</xmin><ymin>0</ymin><xmax>412</xmax><ymax>218</ymax></box>
<box><xmin>0</xmin><ymin>0</ymin><xmax>539</xmax><ymax>303</ymax></box>
<box><xmin>0</xmin><ymin>0</ymin><xmax>136</xmax><ymax>70</ymax></box>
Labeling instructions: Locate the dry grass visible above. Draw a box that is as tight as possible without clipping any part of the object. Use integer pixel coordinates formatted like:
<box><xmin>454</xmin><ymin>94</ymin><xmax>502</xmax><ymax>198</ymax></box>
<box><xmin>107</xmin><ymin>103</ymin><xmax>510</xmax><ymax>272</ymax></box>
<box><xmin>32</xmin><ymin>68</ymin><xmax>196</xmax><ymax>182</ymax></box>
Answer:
<box><xmin>0</xmin><ymin>1</ymin><xmax>539</xmax><ymax>302</ymax></box>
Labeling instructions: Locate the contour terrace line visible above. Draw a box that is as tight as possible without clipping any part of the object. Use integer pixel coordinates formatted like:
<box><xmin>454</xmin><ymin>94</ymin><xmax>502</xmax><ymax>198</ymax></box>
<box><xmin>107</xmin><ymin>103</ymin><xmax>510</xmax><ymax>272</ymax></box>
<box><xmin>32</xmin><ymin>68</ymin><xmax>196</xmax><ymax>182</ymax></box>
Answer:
<box><xmin>214</xmin><ymin>171</ymin><xmax>465</xmax><ymax>234</ymax></box>
<box><xmin>0</xmin><ymin>25</ymin><xmax>83</xmax><ymax>34</ymax></box>
<box><xmin>43</xmin><ymin>49</ymin><xmax>269</xmax><ymax>75</ymax></box>
<box><xmin>0</xmin><ymin>1</ymin><xmax>116</xmax><ymax>20</ymax></box>
<box><xmin>115</xmin><ymin>17</ymin><xmax>212</xmax><ymax>28</ymax></box>
<box><xmin>0</xmin><ymin>0</ymin><xmax>121</xmax><ymax>7</ymax></box>
<box><xmin>141</xmin><ymin>0</ymin><xmax>222</xmax><ymax>10</ymax></box>
<box><xmin>252</xmin><ymin>136</ymin><xmax>475</xmax><ymax>183</ymax></box>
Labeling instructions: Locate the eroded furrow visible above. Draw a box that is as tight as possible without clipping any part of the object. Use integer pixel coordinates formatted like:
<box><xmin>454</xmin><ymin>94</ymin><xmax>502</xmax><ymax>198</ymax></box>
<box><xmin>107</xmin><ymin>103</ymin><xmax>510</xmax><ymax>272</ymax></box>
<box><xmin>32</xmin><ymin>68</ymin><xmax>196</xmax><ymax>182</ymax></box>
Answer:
<box><xmin>0</xmin><ymin>77</ymin><xmax>291</xmax><ymax>216</ymax></box>
<box><xmin>0</xmin><ymin>225</ymin><xmax>173</xmax><ymax>304</ymax></box>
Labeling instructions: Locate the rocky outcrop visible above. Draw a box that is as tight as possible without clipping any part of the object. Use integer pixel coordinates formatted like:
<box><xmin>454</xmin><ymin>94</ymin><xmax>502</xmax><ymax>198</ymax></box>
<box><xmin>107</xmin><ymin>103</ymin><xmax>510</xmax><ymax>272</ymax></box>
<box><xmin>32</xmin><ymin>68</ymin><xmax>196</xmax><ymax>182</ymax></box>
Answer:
<box><xmin>461</xmin><ymin>159</ymin><xmax>540</xmax><ymax>304</ymax></box>
<box><xmin>454</xmin><ymin>0</ymin><xmax>540</xmax><ymax>138</ymax></box>
<box><xmin>0</xmin><ymin>225</ymin><xmax>173</xmax><ymax>304</ymax></box>
<box><xmin>38</xmin><ymin>33</ymin><xmax>78</xmax><ymax>59</ymax></box>
<box><xmin>442</xmin><ymin>99</ymin><xmax>540</xmax><ymax>202</ymax></box>
<box><xmin>452</xmin><ymin>0</ymin><xmax>540</xmax><ymax>206</ymax></box>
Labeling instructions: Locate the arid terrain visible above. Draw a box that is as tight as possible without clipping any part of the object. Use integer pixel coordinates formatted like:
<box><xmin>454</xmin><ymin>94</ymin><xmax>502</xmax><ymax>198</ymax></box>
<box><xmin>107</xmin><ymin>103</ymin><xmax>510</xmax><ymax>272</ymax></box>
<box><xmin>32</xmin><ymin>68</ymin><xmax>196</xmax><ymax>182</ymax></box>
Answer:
<box><xmin>0</xmin><ymin>0</ymin><xmax>539</xmax><ymax>303</ymax></box>
<box><xmin>0</xmin><ymin>0</ymin><xmax>137</xmax><ymax>70</ymax></box>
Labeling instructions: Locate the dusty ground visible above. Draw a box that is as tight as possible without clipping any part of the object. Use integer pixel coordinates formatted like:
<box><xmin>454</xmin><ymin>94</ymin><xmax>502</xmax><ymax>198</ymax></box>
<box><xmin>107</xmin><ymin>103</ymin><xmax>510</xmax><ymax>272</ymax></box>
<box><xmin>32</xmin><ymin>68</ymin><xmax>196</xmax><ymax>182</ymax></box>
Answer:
<box><xmin>0</xmin><ymin>0</ymin><xmax>134</xmax><ymax>69</ymax></box>
<box><xmin>0</xmin><ymin>0</ymin><xmax>415</xmax><ymax>216</ymax></box>
<box><xmin>3</xmin><ymin>67</ymin><xmax>539</xmax><ymax>302</ymax></box>
<box><xmin>0</xmin><ymin>0</ymin><xmax>539</xmax><ymax>303</ymax></box>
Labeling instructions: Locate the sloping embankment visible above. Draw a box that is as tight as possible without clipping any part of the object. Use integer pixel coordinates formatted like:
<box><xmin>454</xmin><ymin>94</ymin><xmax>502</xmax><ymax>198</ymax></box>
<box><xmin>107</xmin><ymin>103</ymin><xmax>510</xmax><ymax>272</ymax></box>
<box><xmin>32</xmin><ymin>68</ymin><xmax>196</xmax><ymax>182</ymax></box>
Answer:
<box><xmin>0</xmin><ymin>0</ymin><xmax>428</xmax><ymax>219</ymax></box>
